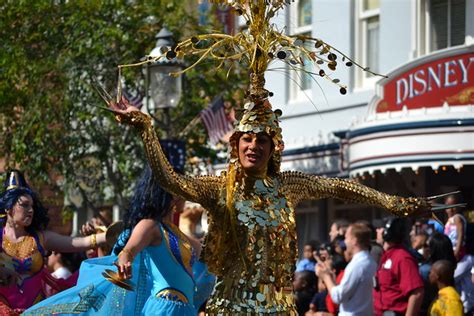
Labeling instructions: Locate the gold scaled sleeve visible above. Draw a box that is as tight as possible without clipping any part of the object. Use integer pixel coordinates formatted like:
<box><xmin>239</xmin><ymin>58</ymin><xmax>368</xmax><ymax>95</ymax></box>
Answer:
<box><xmin>126</xmin><ymin>111</ymin><xmax>222</xmax><ymax>209</ymax></box>
<box><xmin>280</xmin><ymin>171</ymin><xmax>428</xmax><ymax>216</ymax></box>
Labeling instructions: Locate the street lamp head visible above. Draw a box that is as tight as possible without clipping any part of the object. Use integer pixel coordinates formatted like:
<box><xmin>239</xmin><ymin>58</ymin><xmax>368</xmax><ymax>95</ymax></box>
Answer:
<box><xmin>146</xmin><ymin>27</ymin><xmax>184</xmax><ymax>110</ymax></box>
<box><xmin>149</xmin><ymin>27</ymin><xmax>174</xmax><ymax>58</ymax></box>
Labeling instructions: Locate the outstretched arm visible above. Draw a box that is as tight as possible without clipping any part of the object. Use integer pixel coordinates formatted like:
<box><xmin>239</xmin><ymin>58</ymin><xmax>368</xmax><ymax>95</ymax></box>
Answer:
<box><xmin>280</xmin><ymin>171</ymin><xmax>428</xmax><ymax>216</ymax></box>
<box><xmin>108</xmin><ymin>98</ymin><xmax>222</xmax><ymax>208</ymax></box>
<box><xmin>43</xmin><ymin>230</ymin><xmax>106</xmax><ymax>253</ymax></box>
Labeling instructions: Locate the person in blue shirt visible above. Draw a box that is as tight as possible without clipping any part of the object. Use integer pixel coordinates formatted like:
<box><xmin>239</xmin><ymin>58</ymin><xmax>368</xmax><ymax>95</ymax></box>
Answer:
<box><xmin>296</xmin><ymin>240</ymin><xmax>319</xmax><ymax>272</ymax></box>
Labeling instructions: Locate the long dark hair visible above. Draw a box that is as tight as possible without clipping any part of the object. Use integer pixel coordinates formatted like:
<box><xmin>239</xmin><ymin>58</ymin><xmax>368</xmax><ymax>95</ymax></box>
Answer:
<box><xmin>427</xmin><ymin>232</ymin><xmax>457</xmax><ymax>266</ymax></box>
<box><xmin>113</xmin><ymin>165</ymin><xmax>173</xmax><ymax>254</ymax></box>
<box><xmin>0</xmin><ymin>187</ymin><xmax>49</xmax><ymax>232</ymax></box>
<box><xmin>330</xmin><ymin>253</ymin><xmax>347</xmax><ymax>276</ymax></box>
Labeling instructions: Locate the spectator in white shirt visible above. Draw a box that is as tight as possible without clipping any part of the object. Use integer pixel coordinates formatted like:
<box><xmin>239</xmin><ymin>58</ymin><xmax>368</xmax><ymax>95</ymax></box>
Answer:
<box><xmin>47</xmin><ymin>251</ymin><xmax>73</xmax><ymax>279</ymax></box>
<box><xmin>316</xmin><ymin>222</ymin><xmax>377</xmax><ymax>316</ymax></box>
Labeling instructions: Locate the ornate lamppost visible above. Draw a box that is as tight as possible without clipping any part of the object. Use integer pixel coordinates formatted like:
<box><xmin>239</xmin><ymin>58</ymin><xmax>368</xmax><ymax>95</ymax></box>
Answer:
<box><xmin>145</xmin><ymin>27</ymin><xmax>184</xmax><ymax>138</ymax></box>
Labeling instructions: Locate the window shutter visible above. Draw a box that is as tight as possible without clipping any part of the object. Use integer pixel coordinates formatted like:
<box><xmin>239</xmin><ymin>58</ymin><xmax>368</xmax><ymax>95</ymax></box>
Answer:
<box><xmin>430</xmin><ymin>0</ymin><xmax>448</xmax><ymax>51</ymax></box>
<box><xmin>450</xmin><ymin>0</ymin><xmax>466</xmax><ymax>46</ymax></box>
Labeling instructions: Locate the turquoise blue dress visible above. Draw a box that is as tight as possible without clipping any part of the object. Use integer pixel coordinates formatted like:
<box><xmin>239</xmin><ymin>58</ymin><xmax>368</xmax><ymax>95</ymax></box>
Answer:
<box><xmin>192</xmin><ymin>260</ymin><xmax>216</xmax><ymax>310</ymax></box>
<box><xmin>23</xmin><ymin>223</ymin><xmax>197</xmax><ymax>316</ymax></box>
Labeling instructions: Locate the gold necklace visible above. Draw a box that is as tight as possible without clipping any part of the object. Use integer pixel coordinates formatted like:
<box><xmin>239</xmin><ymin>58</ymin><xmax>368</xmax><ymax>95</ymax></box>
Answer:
<box><xmin>2</xmin><ymin>233</ymin><xmax>37</xmax><ymax>259</ymax></box>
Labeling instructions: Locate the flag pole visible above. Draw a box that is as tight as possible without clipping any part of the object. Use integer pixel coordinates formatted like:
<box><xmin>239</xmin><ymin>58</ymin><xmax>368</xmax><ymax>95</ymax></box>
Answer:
<box><xmin>178</xmin><ymin>114</ymin><xmax>202</xmax><ymax>138</ymax></box>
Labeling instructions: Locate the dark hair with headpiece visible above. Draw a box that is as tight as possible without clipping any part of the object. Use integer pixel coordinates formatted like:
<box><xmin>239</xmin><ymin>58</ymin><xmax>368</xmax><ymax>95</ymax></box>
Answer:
<box><xmin>319</xmin><ymin>242</ymin><xmax>335</xmax><ymax>256</ymax></box>
<box><xmin>0</xmin><ymin>169</ymin><xmax>49</xmax><ymax>231</ymax></box>
<box><xmin>331</xmin><ymin>235</ymin><xmax>347</xmax><ymax>251</ymax></box>
<box><xmin>113</xmin><ymin>165</ymin><xmax>173</xmax><ymax>255</ymax></box>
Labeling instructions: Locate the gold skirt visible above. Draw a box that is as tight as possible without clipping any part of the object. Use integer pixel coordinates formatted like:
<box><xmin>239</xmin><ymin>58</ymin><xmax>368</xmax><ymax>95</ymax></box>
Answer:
<box><xmin>206</xmin><ymin>282</ymin><xmax>297</xmax><ymax>315</ymax></box>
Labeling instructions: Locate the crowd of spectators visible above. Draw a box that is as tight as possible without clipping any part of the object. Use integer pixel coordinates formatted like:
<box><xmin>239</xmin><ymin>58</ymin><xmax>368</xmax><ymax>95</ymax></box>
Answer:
<box><xmin>295</xmin><ymin>195</ymin><xmax>474</xmax><ymax>316</ymax></box>
<box><xmin>62</xmin><ymin>196</ymin><xmax>474</xmax><ymax>316</ymax></box>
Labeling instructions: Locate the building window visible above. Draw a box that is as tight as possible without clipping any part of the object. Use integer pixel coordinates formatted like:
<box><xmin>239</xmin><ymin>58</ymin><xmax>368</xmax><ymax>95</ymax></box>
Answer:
<box><xmin>356</xmin><ymin>0</ymin><xmax>380</xmax><ymax>87</ymax></box>
<box><xmin>299</xmin><ymin>32</ymin><xmax>313</xmax><ymax>92</ymax></box>
<box><xmin>428</xmin><ymin>0</ymin><xmax>466</xmax><ymax>52</ymax></box>
<box><xmin>289</xmin><ymin>0</ymin><xmax>312</xmax><ymax>100</ymax></box>
<box><xmin>366</xmin><ymin>16</ymin><xmax>380</xmax><ymax>76</ymax></box>
<box><xmin>298</xmin><ymin>0</ymin><xmax>312</xmax><ymax>27</ymax></box>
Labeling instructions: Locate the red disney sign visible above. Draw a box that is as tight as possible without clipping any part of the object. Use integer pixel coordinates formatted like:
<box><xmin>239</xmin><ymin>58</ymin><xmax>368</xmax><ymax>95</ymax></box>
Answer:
<box><xmin>376</xmin><ymin>52</ymin><xmax>474</xmax><ymax>113</ymax></box>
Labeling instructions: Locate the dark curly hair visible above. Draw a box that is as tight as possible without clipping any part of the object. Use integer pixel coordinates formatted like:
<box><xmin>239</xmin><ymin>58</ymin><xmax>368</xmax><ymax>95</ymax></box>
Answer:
<box><xmin>0</xmin><ymin>188</ymin><xmax>50</xmax><ymax>232</ymax></box>
<box><xmin>113</xmin><ymin>165</ymin><xmax>173</xmax><ymax>255</ymax></box>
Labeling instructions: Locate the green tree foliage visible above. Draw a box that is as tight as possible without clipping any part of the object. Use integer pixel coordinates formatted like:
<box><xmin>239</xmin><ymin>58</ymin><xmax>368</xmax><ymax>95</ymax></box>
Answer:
<box><xmin>0</xmin><ymin>1</ymin><xmax>247</xmax><ymax>211</ymax></box>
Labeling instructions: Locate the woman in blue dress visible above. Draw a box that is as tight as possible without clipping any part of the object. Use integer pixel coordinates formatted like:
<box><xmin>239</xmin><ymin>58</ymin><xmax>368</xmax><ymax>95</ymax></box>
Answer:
<box><xmin>24</xmin><ymin>165</ymin><xmax>198</xmax><ymax>315</ymax></box>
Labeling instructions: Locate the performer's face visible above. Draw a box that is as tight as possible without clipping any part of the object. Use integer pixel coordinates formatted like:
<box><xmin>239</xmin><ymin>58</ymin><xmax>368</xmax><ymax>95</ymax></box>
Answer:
<box><xmin>238</xmin><ymin>132</ymin><xmax>273</xmax><ymax>175</ymax></box>
<box><xmin>8</xmin><ymin>194</ymin><xmax>34</xmax><ymax>227</ymax></box>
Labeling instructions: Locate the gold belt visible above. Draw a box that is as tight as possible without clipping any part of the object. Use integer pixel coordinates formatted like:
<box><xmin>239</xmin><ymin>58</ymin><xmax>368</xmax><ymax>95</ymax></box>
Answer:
<box><xmin>155</xmin><ymin>288</ymin><xmax>189</xmax><ymax>303</ymax></box>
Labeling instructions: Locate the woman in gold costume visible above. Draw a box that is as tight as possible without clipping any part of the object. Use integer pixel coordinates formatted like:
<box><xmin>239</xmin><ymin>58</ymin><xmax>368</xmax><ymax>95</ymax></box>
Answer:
<box><xmin>103</xmin><ymin>1</ymin><xmax>454</xmax><ymax>314</ymax></box>
<box><xmin>106</xmin><ymin>97</ymin><xmax>430</xmax><ymax>315</ymax></box>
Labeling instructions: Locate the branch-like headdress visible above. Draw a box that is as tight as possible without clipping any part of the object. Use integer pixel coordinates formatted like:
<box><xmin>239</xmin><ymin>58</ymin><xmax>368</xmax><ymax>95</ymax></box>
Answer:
<box><xmin>118</xmin><ymin>1</ymin><xmax>383</xmax><ymax>173</ymax></box>
<box><xmin>117</xmin><ymin>1</ymin><xmax>381</xmax><ymax>179</ymax></box>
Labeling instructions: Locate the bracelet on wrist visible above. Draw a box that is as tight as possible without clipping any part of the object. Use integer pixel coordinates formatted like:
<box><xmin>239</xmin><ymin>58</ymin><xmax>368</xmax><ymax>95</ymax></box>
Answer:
<box><xmin>90</xmin><ymin>233</ymin><xmax>97</xmax><ymax>249</ymax></box>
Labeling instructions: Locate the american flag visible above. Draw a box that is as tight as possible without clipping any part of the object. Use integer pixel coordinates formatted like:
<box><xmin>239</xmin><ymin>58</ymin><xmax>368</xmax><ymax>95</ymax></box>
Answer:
<box><xmin>200</xmin><ymin>95</ymin><xmax>234</xmax><ymax>145</ymax></box>
<box><xmin>160</xmin><ymin>140</ymin><xmax>186</xmax><ymax>173</ymax></box>
<box><xmin>123</xmin><ymin>90</ymin><xmax>143</xmax><ymax>109</ymax></box>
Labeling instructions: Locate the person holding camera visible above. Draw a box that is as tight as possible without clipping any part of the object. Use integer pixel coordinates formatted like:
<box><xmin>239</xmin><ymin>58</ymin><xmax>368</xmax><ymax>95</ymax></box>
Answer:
<box><xmin>316</xmin><ymin>223</ymin><xmax>377</xmax><ymax>315</ymax></box>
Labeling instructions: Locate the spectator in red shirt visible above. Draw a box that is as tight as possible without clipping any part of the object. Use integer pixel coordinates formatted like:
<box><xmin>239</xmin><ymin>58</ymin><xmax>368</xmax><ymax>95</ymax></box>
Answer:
<box><xmin>373</xmin><ymin>218</ymin><xmax>424</xmax><ymax>316</ymax></box>
<box><xmin>324</xmin><ymin>253</ymin><xmax>347</xmax><ymax>315</ymax></box>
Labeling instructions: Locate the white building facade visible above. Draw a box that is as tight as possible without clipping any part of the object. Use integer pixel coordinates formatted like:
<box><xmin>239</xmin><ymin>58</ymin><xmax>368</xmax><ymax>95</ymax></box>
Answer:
<box><xmin>263</xmin><ymin>0</ymin><xmax>474</xmax><ymax>246</ymax></box>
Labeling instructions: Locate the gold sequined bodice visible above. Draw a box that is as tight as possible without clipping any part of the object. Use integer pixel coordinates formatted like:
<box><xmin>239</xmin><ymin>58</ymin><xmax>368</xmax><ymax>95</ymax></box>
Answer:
<box><xmin>202</xmin><ymin>177</ymin><xmax>298</xmax><ymax>314</ymax></box>
<box><xmin>1</xmin><ymin>231</ymin><xmax>45</xmax><ymax>276</ymax></box>
<box><xmin>226</xmin><ymin>179</ymin><xmax>296</xmax><ymax>284</ymax></box>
